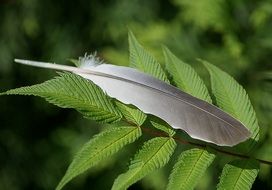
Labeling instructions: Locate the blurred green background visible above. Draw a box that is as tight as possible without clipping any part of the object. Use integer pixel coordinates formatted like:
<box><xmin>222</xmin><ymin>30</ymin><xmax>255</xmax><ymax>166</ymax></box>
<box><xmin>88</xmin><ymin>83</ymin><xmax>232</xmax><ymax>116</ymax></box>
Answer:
<box><xmin>0</xmin><ymin>0</ymin><xmax>272</xmax><ymax>189</ymax></box>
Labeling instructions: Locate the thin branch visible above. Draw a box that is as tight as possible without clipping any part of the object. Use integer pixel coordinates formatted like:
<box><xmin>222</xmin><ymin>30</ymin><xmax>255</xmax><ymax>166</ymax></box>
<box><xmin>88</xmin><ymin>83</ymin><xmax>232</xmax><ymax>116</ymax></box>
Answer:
<box><xmin>121</xmin><ymin>118</ymin><xmax>272</xmax><ymax>165</ymax></box>
<box><xmin>140</xmin><ymin>125</ymin><xmax>272</xmax><ymax>166</ymax></box>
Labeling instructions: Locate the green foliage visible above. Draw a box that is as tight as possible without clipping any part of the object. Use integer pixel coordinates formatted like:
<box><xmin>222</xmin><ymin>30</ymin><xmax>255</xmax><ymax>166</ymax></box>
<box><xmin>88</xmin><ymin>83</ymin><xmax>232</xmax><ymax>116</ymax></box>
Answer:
<box><xmin>128</xmin><ymin>31</ymin><xmax>170</xmax><ymax>83</ymax></box>
<box><xmin>56</xmin><ymin>126</ymin><xmax>142</xmax><ymax>190</ymax></box>
<box><xmin>203</xmin><ymin>61</ymin><xmax>260</xmax><ymax>152</ymax></box>
<box><xmin>2</xmin><ymin>32</ymin><xmax>263</xmax><ymax>190</ymax></box>
<box><xmin>115</xmin><ymin>101</ymin><xmax>147</xmax><ymax>126</ymax></box>
<box><xmin>167</xmin><ymin>148</ymin><xmax>216</xmax><ymax>190</ymax></box>
<box><xmin>1</xmin><ymin>72</ymin><xmax>122</xmax><ymax>123</ymax></box>
<box><xmin>163</xmin><ymin>46</ymin><xmax>212</xmax><ymax>102</ymax></box>
<box><xmin>112</xmin><ymin>137</ymin><xmax>176</xmax><ymax>190</ymax></box>
<box><xmin>203</xmin><ymin>61</ymin><xmax>260</xmax><ymax>189</ymax></box>
<box><xmin>163</xmin><ymin>47</ymin><xmax>216</xmax><ymax>189</ymax></box>
<box><xmin>150</xmin><ymin>120</ymin><xmax>176</xmax><ymax>137</ymax></box>
<box><xmin>129</xmin><ymin>31</ymin><xmax>175</xmax><ymax>137</ymax></box>
<box><xmin>1</xmin><ymin>1</ymin><xmax>271</xmax><ymax>190</ymax></box>
<box><xmin>173</xmin><ymin>0</ymin><xmax>229</xmax><ymax>31</ymax></box>
<box><xmin>217</xmin><ymin>159</ymin><xmax>259</xmax><ymax>190</ymax></box>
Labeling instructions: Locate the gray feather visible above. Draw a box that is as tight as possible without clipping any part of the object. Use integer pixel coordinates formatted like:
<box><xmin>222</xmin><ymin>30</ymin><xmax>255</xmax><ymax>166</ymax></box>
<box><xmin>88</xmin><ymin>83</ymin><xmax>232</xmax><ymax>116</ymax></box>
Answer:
<box><xmin>14</xmin><ymin>59</ymin><xmax>251</xmax><ymax>146</ymax></box>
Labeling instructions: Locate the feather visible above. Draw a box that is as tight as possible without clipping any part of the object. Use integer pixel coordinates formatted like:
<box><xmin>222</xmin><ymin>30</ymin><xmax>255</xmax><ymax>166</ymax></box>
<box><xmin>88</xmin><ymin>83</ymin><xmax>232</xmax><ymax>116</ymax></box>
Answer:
<box><xmin>14</xmin><ymin>58</ymin><xmax>251</xmax><ymax>146</ymax></box>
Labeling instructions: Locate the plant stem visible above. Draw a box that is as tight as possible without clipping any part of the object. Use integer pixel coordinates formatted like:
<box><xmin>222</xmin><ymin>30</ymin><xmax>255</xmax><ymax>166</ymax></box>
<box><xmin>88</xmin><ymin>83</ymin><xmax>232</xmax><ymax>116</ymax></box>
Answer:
<box><xmin>140</xmin><ymin>126</ymin><xmax>272</xmax><ymax>166</ymax></box>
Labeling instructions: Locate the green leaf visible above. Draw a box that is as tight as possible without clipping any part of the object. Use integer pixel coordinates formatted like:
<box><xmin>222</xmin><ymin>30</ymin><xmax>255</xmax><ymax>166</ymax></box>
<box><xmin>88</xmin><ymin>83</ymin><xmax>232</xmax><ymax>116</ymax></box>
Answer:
<box><xmin>112</xmin><ymin>137</ymin><xmax>176</xmax><ymax>190</ymax></box>
<box><xmin>217</xmin><ymin>160</ymin><xmax>259</xmax><ymax>190</ymax></box>
<box><xmin>2</xmin><ymin>72</ymin><xmax>122</xmax><ymax>123</ymax></box>
<box><xmin>167</xmin><ymin>148</ymin><xmax>216</xmax><ymax>190</ymax></box>
<box><xmin>202</xmin><ymin>60</ymin><xmax>259</xmax><ymax>152</ymax></box>
<box><xmin>202</xmin><ymin>61</ymin><xmax>260</xmax><ymax>190</ymax></box>
<box><xmin>128</xmin><ymin>31</ymin><xmax>170</xmax><ymax>83</ymax></box>
<box><xmin>150</xmin><ymin>120</ymin><xmax>176</xmax><ymax>137</ymax></box>
<box><xmin>115</xmin><ymin>101</ymin><xmax>147</xmax><ymax>126</ymax></box>
<box><xmin>163</xmin><ymin>46</ymin><xmax>212</xmax><ymax>102</ymax></box>
<box><xmin>56</xmin><ymin>126</ymin><xmax>142</xmax><ymax>190</ymax></box>
<box><xmin>128</xmin><ymin>32</ymin><xmax>174</xmax><ymax>135</ymax></box>
<box><xmin>164</xmin><ymin>47</ymin><xmax>215</xmax><ymax>190</ymax></box>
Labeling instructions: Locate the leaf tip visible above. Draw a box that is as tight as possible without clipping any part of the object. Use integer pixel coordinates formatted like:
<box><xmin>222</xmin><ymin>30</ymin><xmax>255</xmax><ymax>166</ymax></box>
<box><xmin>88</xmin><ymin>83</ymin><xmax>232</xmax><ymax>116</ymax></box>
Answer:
<box><xmin>162</xmin><ymin>45</ymin><xmax>172</xmax><ymax>59</ymax></box>
<box><xmin>196</xmin><ymin>58</ymin><xmax>208</xmax><ymax>66</ymax></box>
<box><xmin>197</xmin><ymin>58</ymin><xmax>215</xmax><ymax>73</ymax></box>
<box><xmin>161</xmin><ymin>44</ymin><xmax>169</xmax><ymax>52</ymax></box>
<box><xmin>55</xmin><ymin>181</ymin><xmax>65</xmax><ymax>190</ymax></box>
<box><xmin>128</xmin><ymin>30</ymin><xmax>136</xmax><ymax>41</ymax></box>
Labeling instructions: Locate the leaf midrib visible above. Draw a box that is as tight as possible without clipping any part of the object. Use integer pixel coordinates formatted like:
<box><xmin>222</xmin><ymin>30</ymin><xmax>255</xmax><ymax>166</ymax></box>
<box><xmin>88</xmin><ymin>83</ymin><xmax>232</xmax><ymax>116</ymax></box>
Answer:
<box><xmin>183</xmin><ymin>149</ymin><xmax>206</xmax><ymax>189</ymax></box>
<box><xmin>26</xmin><ymin>89</ymin><xmax>116</xmax><ymax>114</ymax></box>
<box><xmin>168</xmin><ymin>55</ymin><xmax>188</xmax><ymax>93</ymax></box>
<box><xmin>213</xmin><ymin>71</ymin><xmax>238</xmax><ymax>118</ymax></box>
<box><xmin>60</xmin><ymin>127</ymin><xmax>140</xmax><ymax>186</ymax></box>
<box><xmin>122</xmin><ymin>138</ymin><xmax>172</xmax><ymax>188</ymax></box>
<box><xmin>231</xmin><ymin>161</ymin><xmax>249</xmax><ymax>190</ymax></box>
